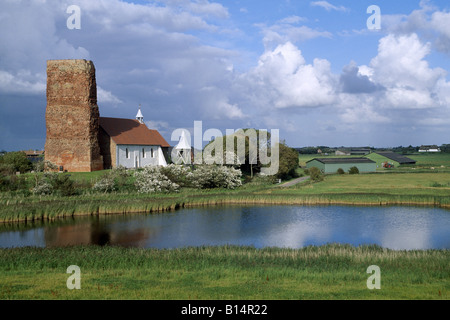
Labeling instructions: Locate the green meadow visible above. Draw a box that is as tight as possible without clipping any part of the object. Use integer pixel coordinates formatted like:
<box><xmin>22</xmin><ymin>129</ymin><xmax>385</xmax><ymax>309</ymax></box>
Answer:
<box><xmin>0</xmin><ymin>245</ymin><xmax>448</xmax><ymax>300</ymax></box>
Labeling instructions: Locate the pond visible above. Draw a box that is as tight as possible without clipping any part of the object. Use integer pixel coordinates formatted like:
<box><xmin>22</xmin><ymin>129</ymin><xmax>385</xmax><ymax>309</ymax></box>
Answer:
<box><xmin>0</xmin><ymin>205</ymin><xmax>449</xmax><ymax>250</ymax></box>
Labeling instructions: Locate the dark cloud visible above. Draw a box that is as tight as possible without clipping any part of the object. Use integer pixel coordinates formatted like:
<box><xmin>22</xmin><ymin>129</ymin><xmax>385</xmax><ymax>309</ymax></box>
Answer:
<box><xmin>339</xmin><ymin>63</ymin><xmax>384</xmax><ymax>94</ymax></box>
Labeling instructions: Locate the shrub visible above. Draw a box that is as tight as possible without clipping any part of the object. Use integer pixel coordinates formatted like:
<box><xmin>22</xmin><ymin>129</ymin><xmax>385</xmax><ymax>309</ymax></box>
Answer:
<box><xmin>348</xmin><ymin>166</ymin><xmax>360</xmax><ymax>174</ymax></box>
<box><xmin>42</xmin><ymin>172</ymin><xmax>76</xmax><ymax>196</ymax></box>
<box><xmin>0</xmin><ymin>173</ymin><xmax>29</xmax><ymax>192</ymax></box>
<box><xmin>34</xmin><ymin>160</ymin><xmax>59</xmax><ymax>173</ymax></box>
<box><xmin>189</xmin><ymin>165</ymin><xmax>242</xmax><ymax>189</ymax></box>
<box><xmin>337</xmin><ymin>168</ymin><xmax>345</xmax><ymax>174</ymax></box>
<box><xmin>160</xmin><ymin>164</ymin><xmax>191</xmax><ymax>187</ymax></box>
<box><xmin>0</xmin><ymin>163</ymin><xmax>15</xmax><ymax>176</ymax></box>
<box><xmin>134</xmin><ymin>166</ymin><xmax>180</xmax><ymax>193</ymax></box>
<box><xmin>92</xmin><ymin>166</ymin><xmax>132</xmax><ymax>193</ymax></box>
<box><xmin>0</xmin><ymin>151</ymin><xmax>32</xmax><ymax>173</ymax></box>
<box><xmin>110</xmin><ymin>165</ymin><xmax>130</xmax><ymax>188</ymax></box>
<box><xmin>308</xmin><ymin>167</ymin><xmax>324</xmax><ymax>182</ymax></box>
<box><xmin>93</xmin><ymin>176</ymin><xmax>116</xmax><ymax>193</ymax></box>
<box><xmin>32</xmin><ymin>180</ymin><xmax>53</xmax><ymax>196</ymax></box>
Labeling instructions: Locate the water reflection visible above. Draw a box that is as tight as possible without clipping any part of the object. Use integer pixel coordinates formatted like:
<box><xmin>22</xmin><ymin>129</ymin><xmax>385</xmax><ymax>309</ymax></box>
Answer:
<box><xmin>0</xmin><ymin>205</ymin><xmax>449</xmax><ymax>250</ymax></box>
<box><xmin>43</xmin><ymin>216</ymin><xmax>154</xmax><ymax>247</ymax></box>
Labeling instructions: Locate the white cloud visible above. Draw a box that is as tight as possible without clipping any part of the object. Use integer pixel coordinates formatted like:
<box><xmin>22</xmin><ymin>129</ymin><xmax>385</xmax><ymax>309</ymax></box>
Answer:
<box><xmin>384</xmin><ymin>87</ymin><xmax>434</xmax><ymax>109</ymax></box>
<box><xmin>310</xmin><ymin>1</ymin><xmax>348</xmax><ymax>12</ymax></box>
<box><xmin>382</xmin><ymin>2</ymin><xmax>450</xmax><ymax>55</ymax></box>
<box><xmin>240</xmin><ymin>42</ymin><xmax>337</xmax><ymax>109</ymax></box>
<box><xmin>334</xmin><ymin>32</ymin><xmax>450</xmax><ymax>133</ymax></box>
<box><xmin>0</xmin><ymin>70</ymin><xmax>45</xmax><ymax>94</ymax></box>
<box><xmin>97</xmin><ymin>87</ymin><xmax>122</xmax><ymax>105</ymax></box>
<box><xmin>369</xmin><ymin>34</ymin><xmax>445</xmax><ymax>90</ymax></box>
<box><xmin>257</xmin><ymin>19</ymin><xmax>332</xmax><ymax>48</ymax></box>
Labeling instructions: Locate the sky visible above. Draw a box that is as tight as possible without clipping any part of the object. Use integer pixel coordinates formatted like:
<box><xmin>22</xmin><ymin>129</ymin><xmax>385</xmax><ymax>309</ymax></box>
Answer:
<box><xmin>1</xmin><ymin>0</ymin><xmax>450</xmax><ymax>151</ymax></box>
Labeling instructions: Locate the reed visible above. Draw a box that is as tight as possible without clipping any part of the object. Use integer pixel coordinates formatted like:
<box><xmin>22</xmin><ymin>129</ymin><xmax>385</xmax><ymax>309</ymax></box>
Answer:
<box><xmin>0</xmin><ymin>244</ymin><xmax>448</xmax><ymax>299</ymax></box>
<box><xmin>1</xmin><ymin>172</ymin><xmax>449</xmax><ymax>223</ymax></box>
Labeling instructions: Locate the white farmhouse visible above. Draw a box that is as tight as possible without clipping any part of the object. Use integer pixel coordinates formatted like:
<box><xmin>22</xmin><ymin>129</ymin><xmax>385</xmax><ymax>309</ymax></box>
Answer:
<box><xmin>98</xmin><ymin>108</ymin><xmax>169</xmax><ymax>169</ymax></box>
<box><xmin>419</xmin><ymin>145</ymin><xmax>441</xmax><ymax>153</ymax></box>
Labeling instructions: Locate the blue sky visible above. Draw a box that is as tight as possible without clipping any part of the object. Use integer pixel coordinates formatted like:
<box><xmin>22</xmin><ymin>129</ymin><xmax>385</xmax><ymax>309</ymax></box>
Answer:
<box><xmin>1</xmin><ymin>0</ymin><xmax>449</xmax><ymax>151</ymax></box>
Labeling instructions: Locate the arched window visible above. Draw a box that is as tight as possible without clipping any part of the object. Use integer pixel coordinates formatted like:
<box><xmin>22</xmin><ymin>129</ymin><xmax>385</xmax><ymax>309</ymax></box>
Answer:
<box><xmin>126</xmin><ymin>148</ymin><xmax>129</xmax><ymax>159</ymax></box>
<box><xmin>151</xmin><ymin>148</ymin><xmax>154</xmax><ymax>158</ymax></box>
<box><xmin>142</xmin><ymin>148</ymin><xmax>146</xmax><ymax>158</ymax></box>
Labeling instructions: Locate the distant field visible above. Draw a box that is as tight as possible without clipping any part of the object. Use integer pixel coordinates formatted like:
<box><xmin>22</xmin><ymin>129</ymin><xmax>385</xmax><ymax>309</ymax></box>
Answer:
<box><xmin>283</xmin><ymin>172</ymin><xmax>450</xmax><ymax>198</ymax></box>
<box><xmin>408</xmin><ymin>153</ymin><xmax>450</xmax><ymax>167</ymax></box>
<box><xmin>299</xmin><ymin>152</ymin><xmax>450</xmax><ymax>172</ymax></box>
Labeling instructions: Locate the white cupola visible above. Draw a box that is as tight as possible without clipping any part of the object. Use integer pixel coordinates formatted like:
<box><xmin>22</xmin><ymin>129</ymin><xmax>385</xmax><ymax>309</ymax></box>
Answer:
<box><xmin>136</xmin><ymin>105</ymin><xmax>144</xmax><ymax>124</ymax></box>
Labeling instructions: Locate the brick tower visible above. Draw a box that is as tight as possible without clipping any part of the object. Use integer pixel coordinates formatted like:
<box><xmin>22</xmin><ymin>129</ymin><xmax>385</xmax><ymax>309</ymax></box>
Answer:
<box><xmin>45</xmin><ymin>59</ymin><xmax>103</xmax><ymax>172</ymax></box>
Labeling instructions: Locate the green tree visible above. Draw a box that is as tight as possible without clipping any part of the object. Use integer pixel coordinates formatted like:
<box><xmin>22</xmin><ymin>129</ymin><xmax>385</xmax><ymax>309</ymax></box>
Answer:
<box><xmin>276</xmin><ymin>142</ymin><xmax>299</xmax><ymax>180</ymax></box>
<box><xmin>440</xmin><ymin>144</ymin><xmax>450</xmax><ymax>153</ymax></box>
<box><xmin>203</xmin><ymin>129</ymin><xmax>272</xmax><ymax>178</ymax></box>
<box><xmin>309</xmin><ymin>167</ymin><xmax>323</xmax><ymax>182</ymax></box>
<box><xmin>0</xmin><ymin>151</ymin><xmax>32</xmax><ymax>173</ymax></box>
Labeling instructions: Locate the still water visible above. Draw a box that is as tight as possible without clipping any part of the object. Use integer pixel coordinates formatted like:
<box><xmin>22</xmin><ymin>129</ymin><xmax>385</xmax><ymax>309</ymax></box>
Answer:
<box><xmin>0</xmin><ymin>205</ymin><xmax>449</xmax><ymax>250</ymax></box>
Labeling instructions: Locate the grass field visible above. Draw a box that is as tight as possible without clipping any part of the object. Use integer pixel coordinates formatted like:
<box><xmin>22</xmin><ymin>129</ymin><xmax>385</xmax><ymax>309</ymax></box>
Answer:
<box><xmin>1</xmin><ymin>171</ymin><xmax>449</xmax><ymax>223</ymax></box>
<box><xmin>0</xmin><ymin>245</ymin><xmax>448</xmax><ymax>300</ymax></box>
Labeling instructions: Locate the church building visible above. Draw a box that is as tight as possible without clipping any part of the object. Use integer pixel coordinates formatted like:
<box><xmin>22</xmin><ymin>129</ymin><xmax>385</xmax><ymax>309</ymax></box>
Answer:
<box><xmin>99</xmin><ymin>108</ymin><xmax>169</xmax><ymax>169</ymax></box>
<box><xmin>44</xmin><ymin>59</ymin><xmax>169</xmax><ymax>172</ymax></box>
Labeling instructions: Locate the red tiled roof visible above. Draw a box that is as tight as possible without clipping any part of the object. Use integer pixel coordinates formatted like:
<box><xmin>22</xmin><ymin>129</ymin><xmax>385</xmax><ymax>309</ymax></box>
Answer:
<box><xmin>99</xmin><ymin>117</ymin><xmax>170</xmax><ymax>147</ymax></box>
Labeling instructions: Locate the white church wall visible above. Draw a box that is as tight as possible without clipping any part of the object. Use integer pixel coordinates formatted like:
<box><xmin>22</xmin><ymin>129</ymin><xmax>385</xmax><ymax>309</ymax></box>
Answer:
<box><xmin>116</xmin><ymin>145</ymin><xmax>165</xmax><ymax>168</ymax></box>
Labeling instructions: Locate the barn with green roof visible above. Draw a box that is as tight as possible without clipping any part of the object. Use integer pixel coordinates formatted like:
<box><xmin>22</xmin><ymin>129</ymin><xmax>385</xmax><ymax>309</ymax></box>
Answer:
<box><xmin>306</xmin><ymin>158</ymin><xmax>376</xmax><ymax>174</ymax></box>
<box><xmin>366</xmin><ymin>151</ymin><xmax>417</xmax><ymax>168</ymax></box>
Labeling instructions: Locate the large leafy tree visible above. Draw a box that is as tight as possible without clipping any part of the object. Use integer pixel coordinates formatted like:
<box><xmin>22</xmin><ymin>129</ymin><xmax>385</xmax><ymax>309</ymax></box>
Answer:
<box><xmin>275</xmin><ymin>142</ymin><xmax>300</xmax><ymax>180</ymax></box>
<box><xmin>203</xmin><ymin>131</ymin><xmax>299</xmax><ymax>179</ymax></box>
<box><xmin>203</xmin><ymin>129</ymin><xmax>272</xmax><ymax>177</ymax></box>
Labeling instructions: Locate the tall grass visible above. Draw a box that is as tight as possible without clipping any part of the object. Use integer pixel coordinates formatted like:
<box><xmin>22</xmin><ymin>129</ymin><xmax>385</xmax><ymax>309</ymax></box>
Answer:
<box><xmin>0</xmin><ymin>244</ymin><xmax>448</xmax><ymax>299</ymax></box>
<box><xmin>1</xmin><ymin>172</ymin><xmax>449</xmax><ymax>223</ymax></box>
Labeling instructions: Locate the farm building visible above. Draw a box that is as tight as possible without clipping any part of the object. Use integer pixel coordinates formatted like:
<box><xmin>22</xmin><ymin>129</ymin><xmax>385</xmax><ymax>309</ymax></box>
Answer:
<box><xmin>22</xmin><ymin>150</ymin><xmax>44</xmax><ymax>163</ymax></box>
<box><xmin>335</xmin><ymin>148</ymin><xmax>371</xmax><ymax>156</ymax></box>
<box><xmin>372</xmin><ymin>151</ymin><xmax>416</xmax><ymax>167</ymax></box>
<box><xmin>306</xmin><ymin>158</ymin><xmax>376</xmax><ymax>173</ymax></box>
<box><xmin>419</xmin><ymin>145</ymin><xmax>441</xmax><ymax>152</ymax></box>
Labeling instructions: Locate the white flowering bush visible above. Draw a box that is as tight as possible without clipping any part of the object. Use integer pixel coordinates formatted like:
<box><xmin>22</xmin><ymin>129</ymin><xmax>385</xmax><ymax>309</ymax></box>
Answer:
<box><xmin>202</xmin><ymin>151</ymin><xmax>242</xmax><ymax>167</ymax></box>
<box><xmin>93</xmin><ymin>176</ymin><xmax>116</xmax><ymax>193</ymax></box>
<box><xmin>159</xmin><ymin>164</ymin><xmax>191</xmax><ymax>187</ymax></box>
<box><xmin>32</xmin><ymin>180</ymin><xmax>53</xmax><ymax>195</ymax></box>
<box><xmin>189</xmin><ymin>165</ymin><xmax>242</xmax><ymax>189</ymax></box>
<box><xmin>92</xmin><ymin>166</ymin><xmax>133</xmax><ymax>193</ymax></box>
<box><xmin>134</xmin><ymin>166</ymin><xmax>180</xmax><ymax>193</ymax></box>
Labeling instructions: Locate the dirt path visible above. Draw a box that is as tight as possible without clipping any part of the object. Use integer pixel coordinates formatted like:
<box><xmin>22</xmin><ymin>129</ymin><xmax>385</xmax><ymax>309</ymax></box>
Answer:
<box><xmin>276</xmin><ymin>176</ymin><xmax>310</xmax><ymax>187</ymax></box>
